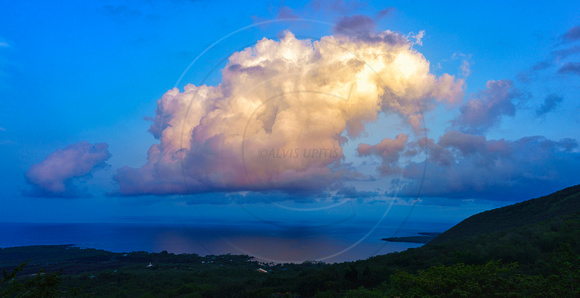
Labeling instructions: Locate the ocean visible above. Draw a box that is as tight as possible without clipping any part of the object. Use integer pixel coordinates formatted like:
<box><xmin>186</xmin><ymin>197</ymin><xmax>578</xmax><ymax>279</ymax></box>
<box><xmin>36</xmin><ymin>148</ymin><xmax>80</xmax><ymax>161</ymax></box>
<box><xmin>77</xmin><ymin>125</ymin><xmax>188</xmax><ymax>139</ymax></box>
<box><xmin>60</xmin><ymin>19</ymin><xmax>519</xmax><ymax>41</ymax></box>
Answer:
<box><xmin>0</xmin><ymin>221</ymin><xmax>453</xmax><ymax>263</ymax></box>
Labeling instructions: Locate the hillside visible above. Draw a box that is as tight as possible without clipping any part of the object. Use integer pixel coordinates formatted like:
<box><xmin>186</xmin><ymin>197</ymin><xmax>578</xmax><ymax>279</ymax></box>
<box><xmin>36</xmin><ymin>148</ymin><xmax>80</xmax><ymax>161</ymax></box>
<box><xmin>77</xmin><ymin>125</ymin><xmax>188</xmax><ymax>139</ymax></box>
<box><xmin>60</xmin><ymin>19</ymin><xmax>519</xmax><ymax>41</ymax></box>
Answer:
<box><xmin>430</xmin><ymin>184</ymin><xmax>580</xmax><ymax>245</ymax></box>
<box><xmin>298</xmin><ymin>184</ymin><xmax>580</xmax><ymax>295</ymax></box>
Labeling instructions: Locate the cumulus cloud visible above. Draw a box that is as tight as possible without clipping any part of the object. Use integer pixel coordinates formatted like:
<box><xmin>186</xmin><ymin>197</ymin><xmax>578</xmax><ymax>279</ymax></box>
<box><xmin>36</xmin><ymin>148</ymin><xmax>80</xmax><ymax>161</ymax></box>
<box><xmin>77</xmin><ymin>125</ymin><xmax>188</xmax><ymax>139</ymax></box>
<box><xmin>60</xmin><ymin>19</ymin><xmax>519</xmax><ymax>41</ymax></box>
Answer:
<box><xmin>536</xmin><ymin>94</ymin><xmax>563</xmax><ymax>116</ymax></box>
<box><xmin>452</xmin><ymin>79</ymin><xmax>522</xmax><ymax>134</ymax></box>
<box><xmin>373</xmin><ymin>131</ymin><xmax>580</xmax><ymax>201</ymax></box>
<box><xmin>114</xmin><ymin>30</ymin><xmax>463</xmax><ymax>197</ymax></box>
<box><xmin>25</xmin><ymin>142</ymin><xmax>111</xmax><ymax>197</ymax></box>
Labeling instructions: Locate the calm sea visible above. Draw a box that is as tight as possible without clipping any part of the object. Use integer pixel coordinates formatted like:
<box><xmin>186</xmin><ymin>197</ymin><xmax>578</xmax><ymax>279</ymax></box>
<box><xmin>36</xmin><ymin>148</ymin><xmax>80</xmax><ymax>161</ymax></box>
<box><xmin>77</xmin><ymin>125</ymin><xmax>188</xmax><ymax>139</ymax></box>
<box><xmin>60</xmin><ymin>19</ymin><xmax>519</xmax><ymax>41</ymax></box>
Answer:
<box><xmin>0</xmin><ymin>221</ymin><xmax>453</xmax><ymax>263</ymax></box>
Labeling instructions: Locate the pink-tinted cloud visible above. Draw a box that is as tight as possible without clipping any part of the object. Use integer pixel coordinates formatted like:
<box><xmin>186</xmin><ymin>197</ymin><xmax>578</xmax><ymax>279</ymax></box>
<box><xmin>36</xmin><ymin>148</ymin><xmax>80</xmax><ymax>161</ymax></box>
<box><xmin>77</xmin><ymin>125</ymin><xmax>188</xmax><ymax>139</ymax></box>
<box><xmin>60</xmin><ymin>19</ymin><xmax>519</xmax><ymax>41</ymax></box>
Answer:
<box><xmin>114</xmin><ymin>30</ymin><xmax>463</xmax><ymax>197</ymax></box>
<box><xmin>452</xmin><ymin>79</ymin><xmax>522</xmax><ymax>134</ymax></box>
<box><xmin>25</xmin><ymin>141</ymin><xmax>111</xmax><ymax>197</ymax></box>
<box><xmin>357</xmin><ymin>134</ymin><xmax>408</xmax><ymax>174</ymax></box>
<box><xmin>388</xmin><ymin>131</ymin><xmax>580</xmax><ymax>201</ymax></box>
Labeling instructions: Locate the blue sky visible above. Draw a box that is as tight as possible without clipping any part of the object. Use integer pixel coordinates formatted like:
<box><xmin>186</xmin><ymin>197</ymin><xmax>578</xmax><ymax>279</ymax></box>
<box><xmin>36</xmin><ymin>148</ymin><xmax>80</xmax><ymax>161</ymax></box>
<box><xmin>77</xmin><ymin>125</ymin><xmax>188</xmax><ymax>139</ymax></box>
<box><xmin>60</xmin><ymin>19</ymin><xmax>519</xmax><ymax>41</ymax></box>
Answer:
<box><xmin>0</xmin><ymin>0</ymin><xmax>579</xmax><ymax>224</ymax></box>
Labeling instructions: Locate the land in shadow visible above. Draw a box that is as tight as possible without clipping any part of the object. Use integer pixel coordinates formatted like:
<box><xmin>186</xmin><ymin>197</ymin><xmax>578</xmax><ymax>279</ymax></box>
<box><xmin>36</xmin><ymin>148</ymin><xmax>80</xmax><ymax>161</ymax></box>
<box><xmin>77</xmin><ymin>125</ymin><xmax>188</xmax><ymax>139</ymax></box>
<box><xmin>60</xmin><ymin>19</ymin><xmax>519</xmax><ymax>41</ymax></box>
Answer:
<box><xmin>2</xmin><ymin>184</ymin><xmax>580</xmax><ymax>297</ymax></box>
<box><xmin>382</xmin><ymin>232</ymin><xmax>442</xmax><ymax>243</ymax></box>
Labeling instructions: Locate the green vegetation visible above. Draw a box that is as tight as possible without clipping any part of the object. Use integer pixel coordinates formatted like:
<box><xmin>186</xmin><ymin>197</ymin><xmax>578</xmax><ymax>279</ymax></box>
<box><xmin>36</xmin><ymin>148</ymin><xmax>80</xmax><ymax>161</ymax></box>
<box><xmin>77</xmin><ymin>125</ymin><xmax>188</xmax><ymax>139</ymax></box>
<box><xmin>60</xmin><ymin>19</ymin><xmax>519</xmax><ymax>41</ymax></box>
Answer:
<box><xmin>431</xmin><ymin>184</ymin><xmax>580</xmax><ymax>245</ymax></box>
<box><xmin>346</xmin><ymin>261</ymin><xmax>574</xmax><ymax>297</ymax></box>
<box><xmin>1</xmin><ymin>184</ymin><xmax>579</xmax><ymax>297</ymax></box>
<box><xmin>1</xmin><ymin>261</ymin><xmax>66</xmax><ymax>297</ymax></box>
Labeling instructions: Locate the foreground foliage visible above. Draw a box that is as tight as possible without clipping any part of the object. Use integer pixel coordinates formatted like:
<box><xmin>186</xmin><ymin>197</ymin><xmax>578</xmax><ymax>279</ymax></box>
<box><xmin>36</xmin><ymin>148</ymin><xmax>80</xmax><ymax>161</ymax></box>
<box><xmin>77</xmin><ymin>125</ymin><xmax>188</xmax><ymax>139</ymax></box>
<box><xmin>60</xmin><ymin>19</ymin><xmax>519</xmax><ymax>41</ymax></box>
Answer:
<box><xmin>1</xmin><ymin>262</ymin><xmax>66</xmax><ymax>297</ymax></box>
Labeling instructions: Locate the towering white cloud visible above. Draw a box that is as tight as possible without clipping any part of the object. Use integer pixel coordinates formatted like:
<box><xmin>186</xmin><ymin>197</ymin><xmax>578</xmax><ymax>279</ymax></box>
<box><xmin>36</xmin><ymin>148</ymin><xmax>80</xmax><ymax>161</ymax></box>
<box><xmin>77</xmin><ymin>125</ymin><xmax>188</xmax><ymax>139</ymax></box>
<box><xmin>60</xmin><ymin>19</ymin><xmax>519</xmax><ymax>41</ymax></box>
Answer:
<box><xmin>114</xmin><ymin>30</ymin><xmax>464</xmax><ymax>196</ymax></box>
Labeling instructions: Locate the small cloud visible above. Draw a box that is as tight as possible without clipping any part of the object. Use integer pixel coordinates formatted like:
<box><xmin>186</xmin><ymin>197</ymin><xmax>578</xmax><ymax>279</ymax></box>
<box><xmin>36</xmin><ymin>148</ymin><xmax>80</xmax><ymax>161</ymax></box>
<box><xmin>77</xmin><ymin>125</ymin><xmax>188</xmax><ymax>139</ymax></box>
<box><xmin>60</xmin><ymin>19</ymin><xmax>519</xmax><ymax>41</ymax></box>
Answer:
<box><xmin>24</xmin><ymin>141</ymin><xmax>111</xmax><ymax>198</ymax></box>
<box><xmin>517</xmin><ymin>60</ymin><xmax>552</xmax><ymax>82</ymax></box>
<box><xmin>452</xmin><ymin>79</ymin><xmax>522</xmax><ymax>134</ymax></box>
<box><xmin>553</xmin><ymin>45</ymin><xmax>580</xmax><ymax>60</ymax></box>
<box><xmin>0</xmin><ymin>127</ymin><xmax>6</xmax><ymax>131</ymax></box>
<box><xmin>249</xmin><ymin>3</ymin><xmax>300</xmax><ymax>26</ymax></box>
<box><xmin>331</xmin><ymin>15</ymin><xmax>408</xmax><ymax>46</ymax></box>
<box><xmin>558</xmin><ymin>61</ymin><xmax>580</xmax><ymax>75</ymax></box>
<box><xmin>536</xmin><ymin>94</ymin><xmax>563</xmax><ymax>117</ymax></box>
<box><xmin>357</xmin><ymin>134</ymin><xmax>408</xmax><ymax>175</ymax></box>
<box><xmin>532</xmin><ymin>60</ymin><xmax>552</xmax><ymax>71</ymax></box>
<box><xmin>520</xmin><ymin>26</ymin><xmax>580</xmax><ymax>82</ymax></box>
<box><xmin>309</xmin><ymin>0</ymin><xmax>365</xmax><ymax>15</ymax></box>
<box><xmin>0</xmin><ymin>42</ymin><xmax>8</xmax><ymax>48</ymax></box>
<box><xmin>408</xmin><ymin>30</ymin><xmax>425</xmax><ymax>46</ymax></box>
<box><xmin>460</xmin><ymin>59</ymin><xmax>470</xmax><ymax>77</ymax></box>
<box><xmin>562</xmin><ymin>25</ymin><xmax>580</xmax><ymax>43</ymax></box>
<box><xmin>451</xmin><ymin>52</ymin><xmax>472</xmax><ymax>77</ymax></box>
<box><xmin>277</xmin><ymin>6</ymin><xmax>299</xmax><ymax>19</ymax></box>
<box><xmin>333</xmin><ymin>15</ymin><xmax>376</xmax><ymax>36</ymax></box>
<box><xmin>375</xmin><ymin>7</ymin><xmax>396</xmax><ymax>20</ymax></box>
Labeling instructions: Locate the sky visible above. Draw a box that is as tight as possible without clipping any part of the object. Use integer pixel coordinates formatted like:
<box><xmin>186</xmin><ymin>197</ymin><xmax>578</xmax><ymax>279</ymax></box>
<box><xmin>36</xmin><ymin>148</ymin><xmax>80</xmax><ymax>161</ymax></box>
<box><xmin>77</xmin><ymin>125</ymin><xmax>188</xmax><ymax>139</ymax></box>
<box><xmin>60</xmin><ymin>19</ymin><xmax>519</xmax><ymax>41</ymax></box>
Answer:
<box><xmin>0</xmin><ymin>0</ymin><xmax>579</xmax><ymax>225</ymax></box>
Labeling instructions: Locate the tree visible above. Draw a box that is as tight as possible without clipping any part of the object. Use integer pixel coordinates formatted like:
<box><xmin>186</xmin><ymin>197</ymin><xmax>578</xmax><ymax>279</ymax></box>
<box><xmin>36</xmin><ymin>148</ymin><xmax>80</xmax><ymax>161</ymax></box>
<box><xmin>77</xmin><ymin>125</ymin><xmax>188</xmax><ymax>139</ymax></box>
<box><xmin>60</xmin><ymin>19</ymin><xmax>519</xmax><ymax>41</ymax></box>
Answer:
<box><xmin>1</xmin><ymin>262</ymin><xmax>63</xmax><ymax>297</ymax></box>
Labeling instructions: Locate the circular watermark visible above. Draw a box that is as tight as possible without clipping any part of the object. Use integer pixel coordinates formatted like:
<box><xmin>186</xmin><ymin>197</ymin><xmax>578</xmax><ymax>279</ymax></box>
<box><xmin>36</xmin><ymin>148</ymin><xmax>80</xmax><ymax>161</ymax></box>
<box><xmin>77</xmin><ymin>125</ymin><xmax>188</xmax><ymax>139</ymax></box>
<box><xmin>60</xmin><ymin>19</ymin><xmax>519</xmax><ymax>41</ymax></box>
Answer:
<box><xmin>167</xmin><ymin>18</ymin><xmax>428</xmax><ymax>263</ymax></box>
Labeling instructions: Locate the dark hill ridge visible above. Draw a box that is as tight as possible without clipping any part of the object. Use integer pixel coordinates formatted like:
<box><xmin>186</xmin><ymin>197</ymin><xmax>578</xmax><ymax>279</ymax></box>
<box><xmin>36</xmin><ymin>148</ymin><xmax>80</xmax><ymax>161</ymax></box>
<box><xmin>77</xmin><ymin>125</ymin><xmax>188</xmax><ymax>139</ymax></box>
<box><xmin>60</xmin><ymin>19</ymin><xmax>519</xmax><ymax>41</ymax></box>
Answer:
<box><xmin>429</xmin><ymin>184</ymin><xmax>580</xmax><ymax>245</ymax></box>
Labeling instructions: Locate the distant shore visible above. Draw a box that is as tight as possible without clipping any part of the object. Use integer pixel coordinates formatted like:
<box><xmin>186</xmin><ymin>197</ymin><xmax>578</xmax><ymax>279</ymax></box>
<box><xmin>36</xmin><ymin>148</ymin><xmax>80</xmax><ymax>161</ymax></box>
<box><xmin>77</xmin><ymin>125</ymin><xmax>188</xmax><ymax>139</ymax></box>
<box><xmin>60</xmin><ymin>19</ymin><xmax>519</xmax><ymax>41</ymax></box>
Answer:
<box><xmin>381</xmin><ymin>232</ymin><xmax>441</xmax><ymax>244</ymax></box>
